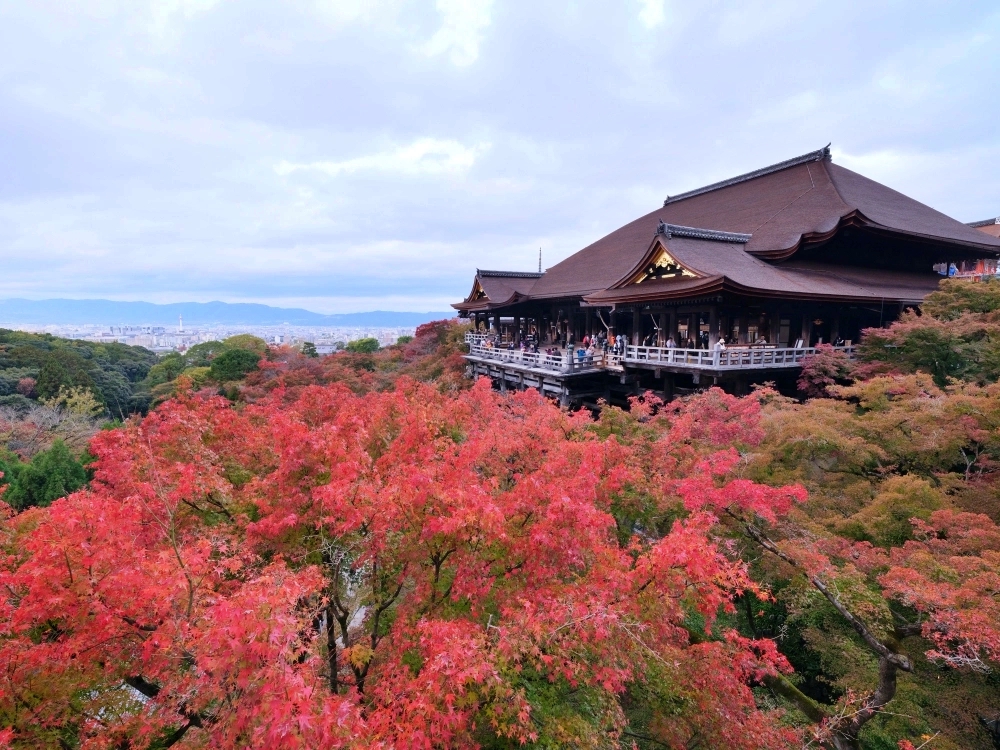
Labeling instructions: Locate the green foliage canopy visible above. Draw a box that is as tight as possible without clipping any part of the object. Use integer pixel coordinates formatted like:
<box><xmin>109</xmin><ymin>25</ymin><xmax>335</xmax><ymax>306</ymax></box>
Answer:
<box><xmin>0</xmin><ymin>440</ymin><xmax>87</xmax><ymax>511</ymax></box>
<box><xmin>345</xmin><ymin>337</ymin><xmax>380</xmax><ymax>353</ymax></box>
<box><xmin>860</xmin><ymin>278</ymin><xmax>1000</xmax><ymax>385</ymax></box>
<box><xmin>209</xmin><ymin>349</ymin><xmax>261</xmax><ymax>382</ymax></box>
<box><xmin>0</xmin><ymin>329</ymin><xmax>155</xmax><ymax>417</ymax></box>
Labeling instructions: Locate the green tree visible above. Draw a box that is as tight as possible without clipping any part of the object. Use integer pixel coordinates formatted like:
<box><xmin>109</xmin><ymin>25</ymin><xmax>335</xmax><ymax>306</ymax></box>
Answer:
<box><xmin>922</xmin><ymin>277</ymin><xmax>1000</xmax><ymax>319</ymax></box>
<box><xmin>3</xmin><ymin>440</ymin><xmax>87</xmax><ymax>510</ymax></box>
<box><xmin>345</xmin><ymin>337</ymin><xmax>379</xmax><ymax>353</ymax></box>
<box><xmin>144</xmin><ymin>352</ymin><xmax>185</xmax><ymax>387</ymax></box>
<box><xmin>396</xmin><ymin>335</ymin><xmax>413</xmax><ymax>345</ymax></box>
<box><xmin>0</xmin><ymin>452</ymin><xmax>24</xmax><ymax>505</ymax></box>
<box><xmin>300</xmin><ymin>342</ymin><xmax>318</xmax><ymax>358</ymax></box>
<box><xmin>184</xmin><ymin>341</ymin><xmax>229</xmax><ymax>367</ymax></box>
<box><xmin>41</xmin><ymin>385</ymin><xmax>104</xmax><ymax>417</ymax></box>
<box><xmin>209</xmin><ymin>349</ymin><xmax>261</xmax><ymax>382</ymax></box>
<box><xmin>36</xmin><ymin>350</ymin><xmax>95</xmax><ymax>401</ymax></box>
<box><xmin>222</xmin><ymin>334</ymin><xmax>268</xmax><ymax>355</ymax></box>
<box><xmin>860</xmin><ymin>278</ymin><xmax>1000</xmax><ymax>385</ymax></box>
<box><xmin>92</xmin><ymin>369</ymin><xmax>133</xmax><ymax>418</ymax></box>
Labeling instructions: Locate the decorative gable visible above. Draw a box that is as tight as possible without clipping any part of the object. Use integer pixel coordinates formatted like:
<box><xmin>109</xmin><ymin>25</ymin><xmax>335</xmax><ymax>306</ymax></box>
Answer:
<box><xmin>634</xmin><ymin>248</ymin><xmax>697</xmax><ymax>284</ymax></box>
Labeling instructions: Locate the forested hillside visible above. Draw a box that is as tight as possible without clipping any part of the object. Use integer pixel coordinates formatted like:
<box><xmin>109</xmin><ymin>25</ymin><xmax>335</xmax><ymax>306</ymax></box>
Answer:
<box><xmin>5</xmin><ymin>289</ymin><xmax>1000</xmax><ymax>749</ymax></box>
<box><xmin>0</xmin><ymin>329</ymin><xmax>156</xmax><ymax>416</ymax></box>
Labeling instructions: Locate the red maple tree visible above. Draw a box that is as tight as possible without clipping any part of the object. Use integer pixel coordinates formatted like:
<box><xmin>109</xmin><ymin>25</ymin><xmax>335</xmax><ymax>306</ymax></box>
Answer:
<box><xmin>1</xmin><ymin>379</ymin><xmax>807</xmax><ymax>749</ymax></box>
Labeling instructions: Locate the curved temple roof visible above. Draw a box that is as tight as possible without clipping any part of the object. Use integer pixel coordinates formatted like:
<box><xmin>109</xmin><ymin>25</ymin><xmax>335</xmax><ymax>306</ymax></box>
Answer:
<box><xmin>455</xmin><ymin>146</ymin><xmax>1000</xmax><ymax>311</ymax></box>
<box><xmin>454</xmin><ymin>269</ymin><xmax>543</xmax><ymax>312</ymax></box>
<box><xmin>584</xmin><ymin>233</ymin><xmax>944</xmax><ymax>306</ymax></box>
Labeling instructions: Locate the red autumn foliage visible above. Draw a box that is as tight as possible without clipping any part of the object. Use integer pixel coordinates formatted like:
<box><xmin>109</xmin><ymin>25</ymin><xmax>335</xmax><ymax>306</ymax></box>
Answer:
<box><xmin>0</xmin><ymin>379</ymin><xmax>807</xmax><ymax>749</ymax></box>
<box><xmin>797</xmin><ymin>343</ymin><xmax>856</xmax><ymax>398</ymax></box>
<box><xmin>849</xmin><ymin>509</ymin><xmax>1000</xmax><ymax>672</ymax></box>
<box><xmin>241</xmin><ymin>319</ymin><xmax>470</xmax><ymax>403</ymax></box>
<box><xmin>5</xmin><ymin>363</ymin><xmax>998</xmax><ymax>748</ymax></box>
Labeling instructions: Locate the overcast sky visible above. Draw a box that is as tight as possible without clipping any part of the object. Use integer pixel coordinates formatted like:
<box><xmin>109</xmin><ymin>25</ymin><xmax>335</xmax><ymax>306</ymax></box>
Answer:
<box><xmin>1</xmin><ymin>1</ymin><xmax>997</xmax><ymax>313</ymax></box>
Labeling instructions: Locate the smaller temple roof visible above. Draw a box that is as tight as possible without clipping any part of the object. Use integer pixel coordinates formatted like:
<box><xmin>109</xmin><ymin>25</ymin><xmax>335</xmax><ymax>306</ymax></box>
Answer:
<box><xmin>452</xmin><ymin>269</ymin><xmax>543</xmax><ymax>312</ymax></box>
<box><xmin>968</xmin><ymin>217</ymin><xmax>1000</xmax><ymax>238</ymax></box>
<box><xmin>968</xmin><ymin>217</ymin><xmax>1000</xmax><ymax>228</ymax></box>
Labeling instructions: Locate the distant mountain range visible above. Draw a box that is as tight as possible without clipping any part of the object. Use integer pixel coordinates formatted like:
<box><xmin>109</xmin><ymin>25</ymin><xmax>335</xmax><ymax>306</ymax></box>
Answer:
<box><xmin>0</xmin><ymin>299</ymin><xmax>455</xmax><ymax>327</ymax></box>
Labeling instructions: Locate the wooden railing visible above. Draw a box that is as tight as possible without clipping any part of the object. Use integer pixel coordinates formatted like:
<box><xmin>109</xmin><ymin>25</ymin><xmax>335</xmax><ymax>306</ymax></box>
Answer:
<box><xmin>624</xmin><ymin>344</ymin><xmax>857</xmax><ymax>369</ymax></box>
<box><xmin>466</xmin><ymin>342</ymin><xmax>605</xmax><ymax>373</ymax></box>
<box><xmin>465</xmin><ymin>334</ymin><xmax>857</xmax><ymax>374</ymax></box>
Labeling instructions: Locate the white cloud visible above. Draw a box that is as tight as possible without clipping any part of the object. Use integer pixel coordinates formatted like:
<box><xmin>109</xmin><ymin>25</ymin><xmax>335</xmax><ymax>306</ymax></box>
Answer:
<box><xmin>637</xmin><ymin>0</ymin><xmax>665</xmax><ymax>29</ymax></box>
<box><xmin>420</xmin><ymin>0</ymin><xmax>493</xmax><ymax>66</ymax></box>
<box><xmin>276</xmin><ymin>138</ymin><xmax>490</xmax><ymax>178</ymax></box>
<box><xmin>715</xmin><ymin>0</ymin><xmax>819</xmax><ymax>46</ymax></box>
<box><xmin>312</xmin><ymin>0</ymin><xmax>380</xmax><ymax>26</ymax></box>
<box><xmin>748</xmin><ymin>91</ymin><xmax>820</xmax><ymax>125</ymax></box>
<box><xmin>147</xmin><ymin>0</ymin><xmax>221</xmax><ymax>37</ymax></box>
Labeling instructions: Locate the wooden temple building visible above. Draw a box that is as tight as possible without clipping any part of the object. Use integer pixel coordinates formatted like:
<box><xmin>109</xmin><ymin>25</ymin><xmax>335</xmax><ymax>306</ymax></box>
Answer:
<box><xmin>454</xmin><ymin>146</ymin><xmax>1000</xmax><ymax>404</ymax></box>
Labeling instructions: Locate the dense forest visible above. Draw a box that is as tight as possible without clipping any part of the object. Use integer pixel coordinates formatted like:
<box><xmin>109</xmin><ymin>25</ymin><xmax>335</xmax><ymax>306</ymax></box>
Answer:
<box><xmin>4</xmin><ymin>288</ymin><xmax>1000</xmax><ymax>749</ymax></box>
<box><xmin>0</xmin><ymin>329</ymin><xmax>157</xmax><ymax>416</ymax></box>
<box><xmin>0</xmin><ymin>331</ymin><xmax>296</xmax><ymax>512</ymax></box>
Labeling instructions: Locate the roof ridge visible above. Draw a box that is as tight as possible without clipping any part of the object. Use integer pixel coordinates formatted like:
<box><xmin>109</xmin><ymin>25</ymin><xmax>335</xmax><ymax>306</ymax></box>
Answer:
<box><xmin>477</xmin><ymin>269</ymin><xmax>545</xmax><ymax>278</ymax></box>
<box><xmin>663</xmin><ymin>144</ymin><xmax>832</xmax><ymax>206</ymax></box>
<box><xmin>656</xmin><ymin>221</ymin><xmax>752</xmax><ymax>244</ymax></box>
<box><xmin>968</xmin><ymin>217</ymin><xmax>1000</xmax><ymax>228</ymax></box>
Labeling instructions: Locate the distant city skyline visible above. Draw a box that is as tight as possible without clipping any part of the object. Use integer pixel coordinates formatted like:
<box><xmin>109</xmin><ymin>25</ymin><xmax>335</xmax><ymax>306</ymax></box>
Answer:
<box><xmin>17</xmin><ymin>320</ymin><xmax>419</xmax><ymax>355</ymax></box>
<box><xmin>0</xmin><ymin>298</ymin><xmax>452</xmax><ymax>328</ymax></box>
<box><xmin>1</xmin><ymin>2</ymin><xmax>998</xmax><ymax>312</ymax></box>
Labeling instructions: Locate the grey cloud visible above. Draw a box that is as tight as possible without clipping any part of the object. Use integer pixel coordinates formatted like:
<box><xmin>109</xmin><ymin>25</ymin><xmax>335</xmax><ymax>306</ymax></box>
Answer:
<box><xmin>0</xmin><ymin>1</ymin><xmax>997</xmax><ymax>312</ymax></box>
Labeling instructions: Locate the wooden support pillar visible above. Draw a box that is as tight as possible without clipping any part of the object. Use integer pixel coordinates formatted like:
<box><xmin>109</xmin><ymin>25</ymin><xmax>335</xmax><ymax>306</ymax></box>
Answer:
<box><xmin>769</xmin><ymin>312</ymin><xmax>780</xmax><ymax>345</ymax></box>
<box><xmin>663</xmin><ymin>373</ymin><xmax>675</xmax><ymax>403</ymax></box>
<box><xmin>585</xmin><ymin>309</ymin><xmax>592</xmax><ymax>339</ymax></box>
<box><xmin>709</xmin><ymin>306</ymin><xmax>719</xmax><ymax>348</ymax></box>
<box><xmin>668</xmin><ymin>310</ymin><xmax>677</xmax><ymax>342</ymax></box>
<box><xmin>513</xmin><ymin>315</ymin><xmax>521</xmax><ymax>346</ymax></box>
<box><xmin>800</xmin><ymin>315</ymin><xmax>812</xmax><ymax>347</ymax></box>
<box><xmin>610</xmin><ymin>310</ymin><xmax>618</xmax><ymax>338</ymax></box>
<box><xmin>831</xmin><ymin>315</ymin><xmax>840</xmax><ymax>344</ymax></box>
<box><xmin>658</xmin><ymin>312</ymin><xmax>666</xmax><ymax>346</ymax></box>
<box><xmin>689</xmin><ymin>313</ymin><xmax>699</xmax><ymax>348</ymax></box>
<box><xmin>632</xmin><ymin>309</ymin><xmax>641</xmax><ymax>346</ymax></box>
<box><xmin>492</xmin><ymin>313</ymin><xmax>501</xmax><ymax>335</ymax></box>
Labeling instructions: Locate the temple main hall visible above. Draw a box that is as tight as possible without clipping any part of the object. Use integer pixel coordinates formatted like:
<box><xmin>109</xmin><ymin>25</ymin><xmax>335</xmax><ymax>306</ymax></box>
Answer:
<box><xmin>454</xmin><ymin>145</ymin><xmax>1000</xmax><ymax>404</ymax></box>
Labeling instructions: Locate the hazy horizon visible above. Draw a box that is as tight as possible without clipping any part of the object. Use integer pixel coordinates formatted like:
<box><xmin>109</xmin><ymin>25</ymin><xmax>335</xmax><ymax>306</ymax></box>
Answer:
<box><xmin>0</xmin><ymin>298</ymin><xmax>454</xmax><ymax>328</ymax></box>
<box><xmin>1</xmin><ymin>1</ymin><xmax>998</xmax><ymax>313</ymax></box>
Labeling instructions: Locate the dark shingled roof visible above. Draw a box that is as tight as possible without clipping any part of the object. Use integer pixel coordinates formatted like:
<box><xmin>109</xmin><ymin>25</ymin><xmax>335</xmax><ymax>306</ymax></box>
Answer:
<box><xmin>453</xmin><ymin>270</ymin><xmax>542</xmax><ymax>311</ymax></box>
<box><xmin>458</xmin><ymin>146</ymin><xmax>1000</xmax><ymax>309</ymax></box>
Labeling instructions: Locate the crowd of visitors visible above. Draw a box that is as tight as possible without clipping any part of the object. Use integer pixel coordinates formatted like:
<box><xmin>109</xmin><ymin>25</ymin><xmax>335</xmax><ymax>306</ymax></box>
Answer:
<box><xmin>477</xmin><ymin>323</ymin><xmax>805</xmax><ymax>368</ymax></box>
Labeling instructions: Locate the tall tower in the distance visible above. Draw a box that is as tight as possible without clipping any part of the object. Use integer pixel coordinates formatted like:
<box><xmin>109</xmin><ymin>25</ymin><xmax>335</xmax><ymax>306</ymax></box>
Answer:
<box><xmin>178</xmin><ymin>314</ymin><xmax>184</xmax><ymax>333</ymax></box>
